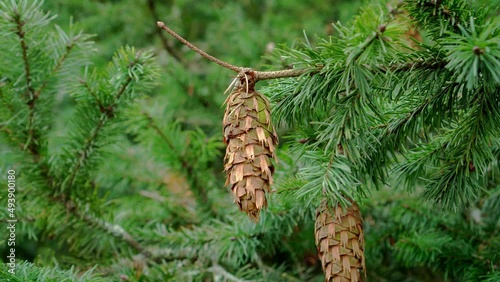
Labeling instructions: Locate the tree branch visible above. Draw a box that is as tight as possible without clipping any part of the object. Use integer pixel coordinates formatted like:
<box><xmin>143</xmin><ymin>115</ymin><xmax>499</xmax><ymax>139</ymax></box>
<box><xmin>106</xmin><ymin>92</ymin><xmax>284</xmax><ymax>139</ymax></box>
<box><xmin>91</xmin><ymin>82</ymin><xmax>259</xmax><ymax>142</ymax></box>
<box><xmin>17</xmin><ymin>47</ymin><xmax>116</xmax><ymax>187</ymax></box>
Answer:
<box><xmin>156</xmin><ymin>4</ymin><xmax>399</xmax><ymax>83</ymax></box>
<box><xmin>157</xmin><ymin>21</ymin><xmax>240</xmax><ymax>72</ymax></box>
<box><xmin>63</xmin><ymin>72</ymin><xmax>133</xmax><ymax>191</ymax></box>
<box><xmin>148</xmin><ymin>246</ymin><xmax>196</xmax><ymax>262</ymax></box>
<box><xmin>23</xmin><ymin>156</ymin><xmax>155</xmax><ymax>263</ymax></box>
<box><xmin>157</xmin><ymin>21</ymin><xmax>309</xmax><ymax>81</ymax></box>
<box><xmin>35</xmin><ymin>41</ymin><xmax>75</xmax><ymax>97</ymax></box>
<box><xmin>81</xmin><ymin>212</ymin><xmax>152</xmax><ymax>257</ymax></box>
<box><xmin>254</xmin><ymin>68</ymin><xmax>309</xmax><ymax>80</ymax></box>
<box><xmin>62</xmin><ymin>51</ymin><xmax>143</xmax><ymax>191</ymax></box>
<box><xmin>147</xmin><ymin>0</ymin><xmax>186</xmax><ymax>65</ymax></box>
<box><xmin>209</xmin><ymin>263</ymin><xmax>250</xmax><ymax>282</ymax></box>
<box><xmin>13</xmin><ymin>12</ymin><xmax>42</xmax><ymax>159</ymax></box>
<box><xmin>142</xmin><ymin>111</ymin><xmax>218</xmax><ymax>217</ymax></box>
<box><xmin>14</xmin><ymin>14</ymin><xmax>34</xmax><ymax>101</ymax></box>
<box><xmin>79</xmin><ymin>79</ymin><xmax>105</xmax><ymax>110</ymax></box>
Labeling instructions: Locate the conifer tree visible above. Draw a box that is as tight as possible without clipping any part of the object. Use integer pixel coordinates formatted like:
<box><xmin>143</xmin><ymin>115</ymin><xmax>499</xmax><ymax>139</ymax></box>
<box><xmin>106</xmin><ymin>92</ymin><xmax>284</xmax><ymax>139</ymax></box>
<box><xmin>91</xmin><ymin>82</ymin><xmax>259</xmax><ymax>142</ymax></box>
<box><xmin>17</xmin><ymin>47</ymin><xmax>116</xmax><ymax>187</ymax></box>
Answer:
<box><xmin>1</xmin><ymin>0</ymin><xmax>499</xmax><ymax>281</ymax></box>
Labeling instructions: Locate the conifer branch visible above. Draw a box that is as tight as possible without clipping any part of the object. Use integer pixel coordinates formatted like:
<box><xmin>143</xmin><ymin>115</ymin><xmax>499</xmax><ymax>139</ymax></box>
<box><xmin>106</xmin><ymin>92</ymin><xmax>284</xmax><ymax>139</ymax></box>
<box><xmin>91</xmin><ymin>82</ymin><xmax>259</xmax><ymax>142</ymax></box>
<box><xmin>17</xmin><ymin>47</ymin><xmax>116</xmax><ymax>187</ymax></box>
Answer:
<box><xmin>147</xmin><ymin>1</ymin><xmax>186</xmax><ymax>65</ymax></box>
<box><xmin>384</xmin><ymin>59</ymin><xmax>448</xmax><ymax>72</ymax></box>
<box><xmin>46</xmin><ymin>193</ymin><xmax>157</xmax><ymax>261</ymax></box>
<box><xmin>148</xmin><ymin>246</ymin><xmax>195</xmax><ymax>261</ymax></box>
<box><xmin>63</xmin><ymin>76</ymin><xmax>132</xmax><ymax>191</ymax></box>
<box><xmin>158</xmin><ymin>1</ymin><xmax>398</xmax><ymax>83</ymax></box>
<box><xmin>157</xmin><ymin>21</ymin><xmax>241</xmax><ymax>72</ymax></box>
<box><xmin>35</xmin><ymin>41</ymin><xmax>75</xmax><ymax>96</ymax></box>
<box><xmin>11</xmin><ymin>96</ymin><xmax>154</xmax><ymax>264</ymax></box>
<box><xmin>14</xmin><ymin>13</ymin><xmax>35</xmax><ymax>100</ymax></box>
<box><xmin>142</xmin><ymin>111</ymin><xmax>218</xmax><ymax>217</ymax></box>
<box><xmin>419</xmin><ymin>0</ymin><xmax>461</xmax><ymax>28</ymax></box>
<box><xmin>349</xmin><ymin>26</ymin><xmax>385</xmax><ymax>64</ymax></box>
<box><xmin>63</xmin><ymin>108</ymin><xmax>106</xmax><ymax>190</ymax></box>
<box><xmin>80</xmin><ymin>79</ymin><xmax>105</xmax><ymax>110</ymax></box>
<box><xmin>81</xmin><ymin>213</ymin><xmax>153</xmax><ymax>257</ymax></box>
<box><xmin>143</xmin><ymin>111</ymin><xmax>176</xmax><ymax>151</ymax></box>
<box><xmin>40</xmin><ymin>152</ymin><xmax>156</xmax><ymax>262</ymax></box>
<box><xmin>13</xmin><ymin>11</ymin><xmax>42</xmax><ymax>158</ymax></box>
<box><xmin>253</xmin><ymin>68</ymin><xmax>309</xmax><ymax>80</ymax></box>
<box><xmin>157</xmin><ymin>21</ymin><xmax>309</xmax><ymax>81</ymax></box>
<box><xmin>209</xmin><ymin>264</ymin><xmax>250</xmax><ymax>282</ymax></box>
<box><xmin>156</xmin><ymin>17</ymin><xmax>392</xmax><ymax>82</ymax></box>
<box><xmin>23</xmin><ymin>144</ymin><xmax>155</xmax><ymax>262</ymax></box>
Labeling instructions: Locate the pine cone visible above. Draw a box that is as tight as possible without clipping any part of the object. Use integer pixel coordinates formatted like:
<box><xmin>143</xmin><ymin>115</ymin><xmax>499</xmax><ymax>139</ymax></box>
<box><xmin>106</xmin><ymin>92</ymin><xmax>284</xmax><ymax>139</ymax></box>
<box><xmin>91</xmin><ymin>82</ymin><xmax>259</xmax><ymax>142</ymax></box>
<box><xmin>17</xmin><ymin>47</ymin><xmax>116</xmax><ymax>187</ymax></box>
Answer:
<box><xmin>315</xmin><ymin>200</ymin><xmax>365</xmax><ymax>282</ymax></box>
<box><xmin>223</xmin><ymin>74</ymin><xmax>277</xmax><ymax>222</ymax></box>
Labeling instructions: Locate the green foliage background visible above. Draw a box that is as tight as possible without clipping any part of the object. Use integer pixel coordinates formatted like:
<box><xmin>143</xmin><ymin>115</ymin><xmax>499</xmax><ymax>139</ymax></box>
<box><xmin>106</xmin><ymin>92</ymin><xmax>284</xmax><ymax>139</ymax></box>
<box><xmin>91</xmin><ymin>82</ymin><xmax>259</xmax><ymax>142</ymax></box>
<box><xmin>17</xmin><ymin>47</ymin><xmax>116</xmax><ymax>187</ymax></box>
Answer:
<box><xmin>0</xmin><ymin>0</ymin><xmax>498</xmax><ymax>281</ymax></box>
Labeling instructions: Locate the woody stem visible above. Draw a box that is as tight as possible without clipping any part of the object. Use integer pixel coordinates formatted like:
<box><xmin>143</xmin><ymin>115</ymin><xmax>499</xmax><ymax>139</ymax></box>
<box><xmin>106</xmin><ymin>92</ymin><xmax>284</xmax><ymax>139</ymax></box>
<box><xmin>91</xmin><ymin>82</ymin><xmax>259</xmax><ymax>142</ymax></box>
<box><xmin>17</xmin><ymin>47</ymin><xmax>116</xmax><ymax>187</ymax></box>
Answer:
<box><xmin>156</xmin><ymin>21</ymin><xmax>309</xmax><ymax>81</ymax></box>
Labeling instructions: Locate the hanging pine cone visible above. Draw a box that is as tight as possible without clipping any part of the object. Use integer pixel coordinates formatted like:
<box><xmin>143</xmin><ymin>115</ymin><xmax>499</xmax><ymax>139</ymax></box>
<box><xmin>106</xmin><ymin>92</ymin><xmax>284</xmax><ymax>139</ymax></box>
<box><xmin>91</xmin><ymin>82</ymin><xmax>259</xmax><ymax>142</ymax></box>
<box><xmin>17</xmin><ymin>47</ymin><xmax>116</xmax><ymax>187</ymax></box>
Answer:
<box><xmin>315</xmin><ymin>199</ymin><xmax>365</xmax><ymax>282</ymax></box>
<box><xmin>223</xmin><ymin>71</ymin><xmax>277</xmax><ymax>222</ymax></box>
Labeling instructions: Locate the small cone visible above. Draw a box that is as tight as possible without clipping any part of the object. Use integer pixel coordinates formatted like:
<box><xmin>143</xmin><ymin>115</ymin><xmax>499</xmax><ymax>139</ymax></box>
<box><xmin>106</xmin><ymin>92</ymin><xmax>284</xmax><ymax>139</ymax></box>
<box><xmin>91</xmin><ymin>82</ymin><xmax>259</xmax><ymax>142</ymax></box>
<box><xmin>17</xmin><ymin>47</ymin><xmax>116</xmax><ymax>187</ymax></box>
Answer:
<box><xmin>223</xmin><ymin>73</ymin><xmax>277</xmax><ymax>222</ymax></box>
<box><xmin>315</xmin><ymin>199</ymin><xmax>365</xmax><ymax>282</ymax></box>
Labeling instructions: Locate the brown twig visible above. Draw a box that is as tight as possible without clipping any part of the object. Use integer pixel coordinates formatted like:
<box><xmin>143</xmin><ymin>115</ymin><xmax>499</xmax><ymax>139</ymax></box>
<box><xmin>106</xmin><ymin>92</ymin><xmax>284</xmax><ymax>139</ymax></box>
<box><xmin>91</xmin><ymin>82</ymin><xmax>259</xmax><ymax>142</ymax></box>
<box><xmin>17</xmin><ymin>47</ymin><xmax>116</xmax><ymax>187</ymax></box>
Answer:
<box><xmin>147</xmin><ymin>1</ymin><xmax>186</xmax><ymax>65</ymax></box>
<box><xmin>254</xmin><ymin>68</ymin><xmax>309</xmax><ymax>80</ymax></box>
<box><xmin>156</xmin><ymin>21</ymin><xmax>309</xmax><ymax>81</ymax></box>
<box><xmin>157</xmin><ymin>21</ymin><xmax>241</xmax><ymax>72</ymax></box>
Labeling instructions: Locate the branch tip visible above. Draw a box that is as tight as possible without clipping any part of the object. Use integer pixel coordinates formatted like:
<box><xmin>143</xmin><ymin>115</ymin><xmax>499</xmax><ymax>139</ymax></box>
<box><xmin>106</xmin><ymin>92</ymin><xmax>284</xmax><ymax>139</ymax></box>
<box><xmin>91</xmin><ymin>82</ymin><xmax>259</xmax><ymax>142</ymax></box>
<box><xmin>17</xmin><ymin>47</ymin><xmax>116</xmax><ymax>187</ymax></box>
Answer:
<box><xmin>157</xmin><ymin>21</ymin><xmax>240</xmax><ymax>72</ymax></box>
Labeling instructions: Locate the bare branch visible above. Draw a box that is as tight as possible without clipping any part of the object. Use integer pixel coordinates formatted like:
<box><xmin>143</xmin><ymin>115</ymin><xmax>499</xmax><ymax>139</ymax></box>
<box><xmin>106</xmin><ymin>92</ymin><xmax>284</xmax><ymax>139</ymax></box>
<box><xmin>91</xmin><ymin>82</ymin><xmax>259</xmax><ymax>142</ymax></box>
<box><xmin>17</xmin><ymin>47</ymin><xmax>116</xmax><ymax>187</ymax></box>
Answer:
<box><xmin>254</xmin><ymin>68</ymin><xmax>309</xmax><ymax>80</ymax></box>
<box><xmin>147</xmin><ymin>1</ymin><xmax>186</xmax><ymax>65</ymax></box>
<box><xmin>156</xmin><ymin>21</ymin><xmax>310</xmax><ymax>81</ymax></box>
<box><xmin>157</xmin><ymin>21</ymin><xmax>241</xmax><ymax>72</ymax></box>
<box><xmin>156</xmin><ymin>20</ymin><xmax>442</xmax><ymax>83</ymax></box>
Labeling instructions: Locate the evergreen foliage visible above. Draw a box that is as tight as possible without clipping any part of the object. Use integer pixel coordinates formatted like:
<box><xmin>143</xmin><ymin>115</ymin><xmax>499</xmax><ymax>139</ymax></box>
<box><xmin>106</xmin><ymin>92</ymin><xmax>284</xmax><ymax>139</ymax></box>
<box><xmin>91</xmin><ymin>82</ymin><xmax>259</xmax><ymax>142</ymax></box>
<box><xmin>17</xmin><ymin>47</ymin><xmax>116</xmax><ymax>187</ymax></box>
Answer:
<box><xmin>0</xmin><ymin>0</ymin><xmax>498</xmax><ymax>281</ymax></box>
<box><xmin>0</xmin><ymin>261</ymin><xmax>105</xmax><ymax>282</ymax></box>
<box><xmin>265</xmin><ymin>0</ymin><xmax>499</xmax><ymax>210</ymax></box>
